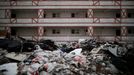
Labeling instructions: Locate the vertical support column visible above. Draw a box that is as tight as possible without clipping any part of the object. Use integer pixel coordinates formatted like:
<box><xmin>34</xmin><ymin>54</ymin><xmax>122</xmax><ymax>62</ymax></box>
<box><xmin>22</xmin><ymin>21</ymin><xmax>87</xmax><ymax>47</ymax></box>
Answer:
<box><xmin>5</xmin><ymin>26</ymin><xmax>11</xmax><ymax>33</ymax></box>
<box><xmin>37</xmin><ymin>26</ymin><xmax>44</xmax><ymax>41</ymax></box>
<box><xmin>121</xmin><ymin>26</ymin><xmax>127</xmax><ymax>41</ymax></box>
<box><xmin>38</xmin><ymin>9</ymin><xmax>44</xmax><ymax>18</ymax></box>
<box><xmin>87</xmin><ymin>9</ymin><xmax>93</xmax><ymax>18</ymax></box>
<box><xmin>121</xmin><ymin>9</ymin><xmax>127</xmax><ymax>18</ymax></box>
<box><xmin>87</xmin><ymin>9</ymin><xmax>94</xmax><ymax>38</ymax></box>
<box><xmin>121</xmin><ymin>9</ymin><xmax>127</xmax><ymax>41</ymax></box>
<box><xmin>121</xmin><ymin>26</ymin><xmax>127</xmax><ymax>36</ymax></box>
<box><xmin>5</xmin><ymin>9</ymin><xmax>11</xmax><ymax>36</ymax></box>
<box><xmin>37</xmin><ymin>9</ymin><xmax>44</xmax><ymax>41</ymax></box>
<box><xmin>87</xmin><ymin>26</ymin><xmax>94</xmax><ymax>37</ymax></box>
<box><xmin>5</xmin><ymin>9</ymin><xmax>11</xmax><ymax>18</ymax></box>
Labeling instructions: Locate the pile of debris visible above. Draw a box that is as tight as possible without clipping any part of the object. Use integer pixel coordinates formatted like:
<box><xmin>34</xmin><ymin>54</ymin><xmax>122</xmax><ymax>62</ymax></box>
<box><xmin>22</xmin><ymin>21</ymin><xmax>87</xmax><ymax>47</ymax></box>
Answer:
<box><xmin>0</xmin><ymin>38</ymin><xmax>134</xmax><ymax>75</ymax></box>
<box><xmin>17</xmin><ymin>41</ymin><xmax>131</xmax><ymax>75</ymax></box>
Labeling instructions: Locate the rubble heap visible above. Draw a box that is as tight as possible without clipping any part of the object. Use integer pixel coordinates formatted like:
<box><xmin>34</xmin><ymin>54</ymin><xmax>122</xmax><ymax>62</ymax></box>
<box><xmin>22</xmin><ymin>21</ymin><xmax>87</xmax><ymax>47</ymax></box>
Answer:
<box><xmin>0</xmin><ymin>39</ymin><xmax>134</xmax><ymax>75</ymax></box>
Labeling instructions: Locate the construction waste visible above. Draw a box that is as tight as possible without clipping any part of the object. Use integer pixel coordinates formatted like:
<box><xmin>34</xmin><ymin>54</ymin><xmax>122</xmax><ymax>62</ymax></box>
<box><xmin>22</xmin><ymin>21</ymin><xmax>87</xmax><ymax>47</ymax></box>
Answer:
<box><xmin>0</xmin><ymin>38</ymin><xmax>134</xmax><ymax>75</ymax></box>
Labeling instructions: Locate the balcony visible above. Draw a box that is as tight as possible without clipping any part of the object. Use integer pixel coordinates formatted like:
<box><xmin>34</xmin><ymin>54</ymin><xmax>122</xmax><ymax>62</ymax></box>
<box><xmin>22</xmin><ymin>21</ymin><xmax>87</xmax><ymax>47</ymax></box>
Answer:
<box><xmin>0</xmin><ymin>18</ymin><xmax>134</xmax><ymax>27</ymax></box>
<box><xmin>0</xmin><ymin>1</ymin><xmax>134</xmax><ymax>9</ymax></box>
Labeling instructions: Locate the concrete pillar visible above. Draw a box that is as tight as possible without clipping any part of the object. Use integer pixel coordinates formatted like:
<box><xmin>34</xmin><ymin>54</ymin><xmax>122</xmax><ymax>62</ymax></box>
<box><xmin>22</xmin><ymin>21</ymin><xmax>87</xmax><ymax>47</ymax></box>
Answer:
<box><xmin>38</xmin><ymin>9</ymin><xmax>44</xmax><ymax>18</ymax></box>
<box><xmin>5</xmin><ymin>10</ymin><xmax>11</xmax><ymax>36</ymax></box>
<box><xmin>87</xmin><ymin>26</ymin><xmax>94</xmax><ymax>37</ymax></box>
<box><xmin>121</xmin><ymin>9</ymin><xmax>127</xmax><ymax>18</ymax></box>
<box><xmin>121</xmin><ymin>26</ymin><xmax>127</xmax><ymax>41</ymax></box>
<box><xmin>37</xmin><ymin>9</ymin><xmax>44</xmax><ymax>40</ymax></box>
<box><xmin>121</xmin><ymin>26</ymin><xmax>127</xmax><ymax>36</ymax></box>
<box><xmin>37</xmin><ymin>26</ymin><xmax>44</xmax><ymax>41</ymax></box>
<box><xmin>5</xmin><ymin>9</ymin><xmax>11</xmax><ymax>18</ymax></box>
<box><xmin>5</xmin><ymin>26</ymin><xmax>11</xmax><ymax>34</ymax></box>
<box><xmin>121</xmin><ymin>9</ymin><xmax>128</xmax><ymax>41</ymax></box>
<box><xmin>38</xmin><ymin>26</ymin><xmax>44</xmax><ymax>37</ymax></box>
<box><xmin>87</xmin><ymin>9</ymin><xmax>93</xmax><ymax>18</ymax></box>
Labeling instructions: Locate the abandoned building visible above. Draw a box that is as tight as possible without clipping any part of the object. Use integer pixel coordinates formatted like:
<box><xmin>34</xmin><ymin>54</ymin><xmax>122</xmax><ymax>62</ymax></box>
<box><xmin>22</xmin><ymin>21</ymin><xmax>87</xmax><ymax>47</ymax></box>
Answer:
<box><xmin>0</xmin><ymin>0</ymin><xmax>134</xmax><ymax>43</ymax></box>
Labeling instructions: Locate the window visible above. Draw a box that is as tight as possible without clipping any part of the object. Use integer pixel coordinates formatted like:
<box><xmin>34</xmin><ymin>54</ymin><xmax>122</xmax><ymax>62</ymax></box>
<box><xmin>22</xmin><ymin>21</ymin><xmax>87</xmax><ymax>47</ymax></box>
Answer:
<box><xmin>71</xmin><ymin>13</ymin><xmax>75</xmax><ymax>18</ymax></box>
<box><xmin>71</xmin><ymin>29</ymin><xmax>75</xmax><ymax>34</ymax></box>
<box><xmin>128</xmin><ymin>13</ymin><xmax>131</xmax><ymax>18</ymax></box>
<box><xmin>128</xmin><ymin>29</ymin><xmax>132</xmax><ymax>34</ymax></box>
<box><xmin>85</xmin><ymin>29</ymin><xmax>88</xmax><ymax>32</ymax></box>
<box><xmin>52</xmin><ymin>13</ymin><xmax>59</xmax><ymax>18</ymax></box>
<box><xmin>85</xmin><ymin>13</ymin><xmax>88</xmax><ymax>18</ymax></box>
<box><xmin>116</xmin><ymin>13</ymin><xmax>121</xmax><ymax>18</ymax></box>
<box><xmin>44</xmin><ymin>29</ymin><xmax>46</xmax><ymax>33</ymax></box>
<box><xmin>128</xmin><ymin>29</ymin><xmax>134</xmax><ymax>34</ymax></box>
<box><xmin>52</xmin><ymin>29</ymin><xmax>60</xmax><ymax>34</ymax></box>
<box><xmin>11</xmin><ymin>14</ymin><xmax>16</xmax><ymax>18</ymax></box>
<box><xmin>44</xmin><ymin>14</ymin><xmax>46</xmax><ymax>18</ymax></box>
<box><xmin>11</xmin><ymin>29</ymin><xmax>16</xmax><ymax>36</ymax></box>
<box><xmin>52</xmin><ymin>13</ymin><xmax>56</xmax><ymax>18</ymax></box>
<box><xmin>71</xmin><ymin>29</ymin><xmax>79</xmax><ymax>34</ymax></box>
<box><xmin>116</xmin><ymin>29</ymin><xmax>121</xmax><ymax>36</ymax></box>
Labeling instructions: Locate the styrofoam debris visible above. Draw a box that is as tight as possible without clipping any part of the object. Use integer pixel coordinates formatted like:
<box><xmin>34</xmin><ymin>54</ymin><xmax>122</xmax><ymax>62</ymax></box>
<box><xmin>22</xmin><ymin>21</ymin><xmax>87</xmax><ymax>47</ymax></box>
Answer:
<box><xmin>5</xmin><ymin>52</ymin><xmax>27</xmax><ymax>61</ymax></box>
<box><xmin>0</xmin><ymin>63</ymin><xmax>18</xmax><ymax>75</ymax></box>
<box><xmin>70</xmin><ymin>48</ymin><xmax>82</xmax><ymax>55</ymax></box>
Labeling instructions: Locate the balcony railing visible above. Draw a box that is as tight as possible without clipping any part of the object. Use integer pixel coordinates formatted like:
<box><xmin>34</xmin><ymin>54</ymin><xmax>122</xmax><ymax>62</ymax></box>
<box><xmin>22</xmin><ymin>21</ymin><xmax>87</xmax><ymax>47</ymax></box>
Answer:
<box><xmin>0</xmin><ymin>18</ymin><xmax>134</xmax><ymax>27</ymax></box>
<box><xmin>0</xmin><ymin>18</ymin><xmax>134</xmax><ymax>24</ymax></box>
<box><xmin>0</xmin><ymin>1</ymin><xmax>134</xmax><ymax>6</ymax></box>
<box><xmin>0</xmin><ymin>1</ymin><xmax>134</xmax><ymax>9</ymax></box>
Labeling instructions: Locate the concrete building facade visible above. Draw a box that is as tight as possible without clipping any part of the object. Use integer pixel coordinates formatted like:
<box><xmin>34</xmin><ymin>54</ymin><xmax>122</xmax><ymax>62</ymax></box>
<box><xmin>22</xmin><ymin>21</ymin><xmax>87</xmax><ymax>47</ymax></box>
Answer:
<box><xmin>0</xmin><ymin>0</ymin><xmax>134</xmax><ymax>42</ymax></box>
